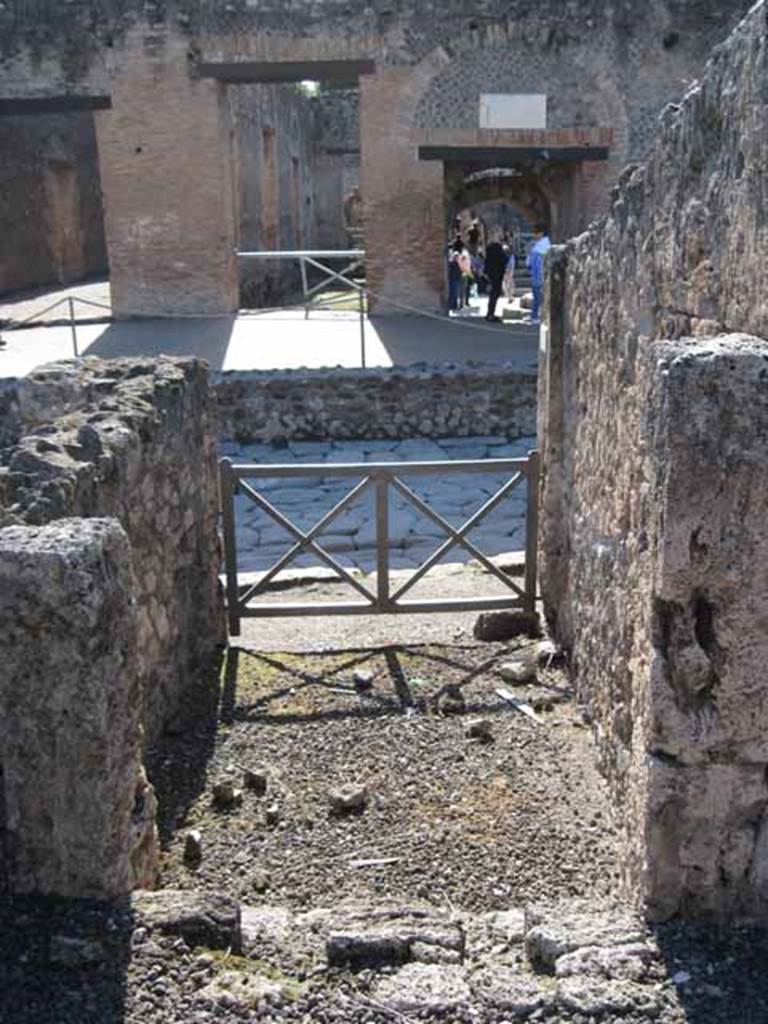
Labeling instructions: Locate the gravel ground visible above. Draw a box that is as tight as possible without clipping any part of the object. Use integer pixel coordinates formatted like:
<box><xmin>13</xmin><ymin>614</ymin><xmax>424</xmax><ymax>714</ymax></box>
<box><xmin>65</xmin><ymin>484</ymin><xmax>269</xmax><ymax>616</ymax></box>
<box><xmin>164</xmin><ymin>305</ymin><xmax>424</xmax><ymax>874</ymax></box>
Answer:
<box><xmin>153</xmin><ymin>638</ymin><xmax>619</xmax><ymax>912</ymax></box>
<box><xmin>237</xmin><ymin>561</ymin><xmax>532</xmax><ymax>650</ymax></box>
<box><xmin>3</xmin><ymin>574</ymin><xmax>766</xmax><ymax>1024</ymax></box>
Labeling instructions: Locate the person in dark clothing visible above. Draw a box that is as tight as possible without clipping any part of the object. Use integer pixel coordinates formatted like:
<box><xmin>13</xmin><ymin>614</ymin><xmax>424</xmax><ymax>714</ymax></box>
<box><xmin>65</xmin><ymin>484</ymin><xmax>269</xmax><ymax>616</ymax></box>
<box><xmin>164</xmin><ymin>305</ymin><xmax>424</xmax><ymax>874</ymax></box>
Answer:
<box><xmin>467</xmin><ymin>219</ymin><xmax>481</xmax><ymax>253</ymax></box>
<box><xmin>484</xmin><ymin>233</ymin><xmax>507</xmax><ymax>322</ymax></box>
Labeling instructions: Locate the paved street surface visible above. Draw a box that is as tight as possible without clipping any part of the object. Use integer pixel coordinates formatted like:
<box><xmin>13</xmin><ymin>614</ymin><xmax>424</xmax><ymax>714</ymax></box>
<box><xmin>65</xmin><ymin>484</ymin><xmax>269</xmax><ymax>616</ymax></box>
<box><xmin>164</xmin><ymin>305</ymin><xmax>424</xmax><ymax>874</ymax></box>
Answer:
<box><xmin>0</xmin><ymin>279</ymin><xmax>539</xmax><ymax>377</ymax></box>
<box><xmin>223</xmin><ymin>435</ymin><xmax>535</xmax><ymax>576</ymax></box>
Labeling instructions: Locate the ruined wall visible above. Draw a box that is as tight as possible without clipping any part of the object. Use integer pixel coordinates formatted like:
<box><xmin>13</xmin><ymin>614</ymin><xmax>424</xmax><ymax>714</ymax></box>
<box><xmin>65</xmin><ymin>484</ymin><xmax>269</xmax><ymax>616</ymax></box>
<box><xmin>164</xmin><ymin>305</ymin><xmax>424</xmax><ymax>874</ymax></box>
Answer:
<box><xmin>312</xmin><ymin>89</ymin><xmax>360</xmax><ymax>249</ymax></box>
<box><xmin>539</xmin><ymin>0</ymin><xmax>768</xmax><ymax>919</ymax></box>
<box><xmin>233</xmin><ymin>84</ymin><xmax>319</xmax><ymax>307</ymax></box>
<box><xmin>0</xmin><ymin>356</ymin><xmax>224</xmax><ymax>740</ymax></box>
<box><xmin>0</xmin><ymin>112</ymin><xmax>107</xmax><ymax>295</ymax></box>
<box><xmin>0</xmin><ymin>518</ymin><xmax>158</xmax><ymax>897</ymax></box>
<box><xmin>0</xmin><ymin>355</ymin><xmax>224</xmax><ymax>898</ymax></box>
<box><xmin>213</xmin><ymin>364</ymin><xmax>537</xmax><ymax>444</ymax></box>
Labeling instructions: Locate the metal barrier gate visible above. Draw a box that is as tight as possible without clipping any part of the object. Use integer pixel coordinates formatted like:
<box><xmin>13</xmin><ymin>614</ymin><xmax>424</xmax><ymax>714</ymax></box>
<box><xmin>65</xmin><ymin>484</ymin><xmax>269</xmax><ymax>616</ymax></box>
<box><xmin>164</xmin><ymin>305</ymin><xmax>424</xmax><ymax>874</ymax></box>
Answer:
<box><xmin>219</xmin><ymin>453</ymin><xmax>539</xmax><ymax>635</ymax></box>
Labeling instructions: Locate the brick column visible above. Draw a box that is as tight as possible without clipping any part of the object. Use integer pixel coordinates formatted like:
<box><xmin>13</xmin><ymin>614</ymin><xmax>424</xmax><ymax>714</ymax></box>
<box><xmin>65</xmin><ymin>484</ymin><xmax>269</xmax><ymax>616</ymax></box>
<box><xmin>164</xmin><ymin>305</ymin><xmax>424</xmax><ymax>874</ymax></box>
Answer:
<box><xmin>360</xmin><ymin>69</ymin><xmax>445</xmax><ymax>314</ymax></box>
<box><xmin>95</xmin><ymin>34</ymin><xmax>238</xmax><ymax>317</ymax></box>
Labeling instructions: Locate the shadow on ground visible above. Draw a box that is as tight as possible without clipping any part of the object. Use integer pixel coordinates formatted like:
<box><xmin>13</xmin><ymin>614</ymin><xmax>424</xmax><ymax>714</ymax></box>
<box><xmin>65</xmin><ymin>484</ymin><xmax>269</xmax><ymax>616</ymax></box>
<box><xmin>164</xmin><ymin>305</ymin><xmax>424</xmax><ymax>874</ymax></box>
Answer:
<box><xmin>145</xmin><ymin>648</ymin><xmax>228</xmax><ymax>847</ymax></box>
<box><xmin>369</xmin><ymin>313</ymin><xmax>540</xmax><ymax>369</ymax></box>
<box><xmin>84</xmin><ymin>316</ymin><xmax>236</xmax><ymax>368</ymax></box>
<box><xmin>0</xmin><ymin>894</ymin><xmax>135</xmax><ymax>1023</ymax></box>
<box><xmin>653</xmin><ymin>919</ymin><xmax>768</xmax><ymax>1023</ymax></box>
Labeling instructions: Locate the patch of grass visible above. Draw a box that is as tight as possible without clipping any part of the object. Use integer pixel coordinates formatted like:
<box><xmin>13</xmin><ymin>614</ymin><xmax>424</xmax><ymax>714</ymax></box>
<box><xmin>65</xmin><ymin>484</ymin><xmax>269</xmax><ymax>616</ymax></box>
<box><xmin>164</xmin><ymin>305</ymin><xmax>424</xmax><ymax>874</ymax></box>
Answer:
<box><xmin>194</xmin><ymin>947</ymin><xmax>304</xmax><ymax>1000</ymax></box>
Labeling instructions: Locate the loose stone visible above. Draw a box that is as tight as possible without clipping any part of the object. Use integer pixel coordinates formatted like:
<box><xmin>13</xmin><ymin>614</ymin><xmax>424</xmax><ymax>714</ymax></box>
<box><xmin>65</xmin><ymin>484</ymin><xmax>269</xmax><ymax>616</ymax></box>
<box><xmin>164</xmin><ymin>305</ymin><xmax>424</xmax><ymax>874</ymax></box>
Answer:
<box><xmin>328</xmin><ymin>783</ymin><xmax>369</xmax><ymax>815</ymax></box>
<box><xmin>465</xmin><ymin>717</ymin><xmax>493</xmax><ymax>741</ymax></box>
<box><xmin>212</xmin><ymin>782</ymin><xmax>243</xmax><ymax>810</ymax></box>
<box><xmin>243</xmin><ymin>767</ymin><xmax>268</xmax><ymax>795</ymax></box>
<box><xmin>183</xmin><ymin>830</ymin><xmax>203</xmax><ymax>863</ymax></box>
<box><xmin>499</xmin><ymin>659</ymin><xmax>537</xmax><ymax>684</ymax></box>
<box><xmin>353</xmin><ymin>670</ymin><xmax>375</xmax><ymax>692</ymax></box>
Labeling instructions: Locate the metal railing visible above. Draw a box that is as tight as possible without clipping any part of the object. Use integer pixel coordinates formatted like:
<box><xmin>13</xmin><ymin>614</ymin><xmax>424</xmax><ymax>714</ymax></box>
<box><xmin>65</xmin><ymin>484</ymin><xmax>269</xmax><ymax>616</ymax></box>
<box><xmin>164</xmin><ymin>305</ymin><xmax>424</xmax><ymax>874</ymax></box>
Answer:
<box><xmin>237</xmin><ymin>249</ymin><xmax>367</xmax><ymax>365</ymax></box>
<box><xmin>0</xmin><ymin>293</ymin><xmax>112</xmax><ymax>356</ymax></box>
<box><xmin>219</xmin><ymin>452</ymin><xmax>539</xmax><ymax>635</ymax></box>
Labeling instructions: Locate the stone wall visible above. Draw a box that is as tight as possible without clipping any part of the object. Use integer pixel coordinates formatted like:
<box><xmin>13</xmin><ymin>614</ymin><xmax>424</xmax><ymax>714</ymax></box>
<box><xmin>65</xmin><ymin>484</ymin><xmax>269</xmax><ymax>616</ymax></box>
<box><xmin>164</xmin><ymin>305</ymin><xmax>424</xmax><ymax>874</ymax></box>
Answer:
<box><xmin>539</xmin><ymin>0</ymin><xmax>768</xmax><ymax>920</ymax></box>
<box><xmin>0</xmin><ymin>112</ymin><xmax>107</xmax><ymax>295</ymax></box>
<box><xmin>0</xmin><ymin>355</ymin><xmax>223</xmax><ymax>898</ymax></box>
<box><xmin>213</xmin><ymin>364</ymin><xmax>537</xmax><ymax>444</ymax></box>
<box><xmin>0</xmin><ymin>356</ymin><xmax>224</xmax><ymax>740</ymax></box>
<box><xmin>312</xmin><ymin>89</ymin><xmax>360</xmax><ymax>249</ymax></box>
<box><xmin>0</xmin><ymin>518</ymin><xmax>158</xmax><ymax>898</ymax></box>
<box><xmin>233</xmin><ymin>83</ymin><xmax>319</xmax><ymax>307</ymax></box>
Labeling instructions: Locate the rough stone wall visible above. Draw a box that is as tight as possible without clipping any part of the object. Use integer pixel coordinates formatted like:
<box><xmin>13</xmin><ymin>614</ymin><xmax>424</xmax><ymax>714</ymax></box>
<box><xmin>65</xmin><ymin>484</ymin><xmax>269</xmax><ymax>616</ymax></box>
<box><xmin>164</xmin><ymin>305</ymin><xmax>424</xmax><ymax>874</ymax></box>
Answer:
<box><xmin>0</xmin><ymin>379</ymin><xmax>21</xmax><ymax>450</ymax></box>
<box><xmin>312</xmin><ymin>89</ymin><xmax>360</xmax><ymax>249</ymax></box>
<box><xmin>539</xmin><ymin>1</ymin><xmax>768</xmax><ymax>919</ymax></box>
<box><xmin>0</xmin><ymin>356</ymin><xmax>224</xmax><ymax>741</ymax></box>
<box><xmin>213</xmin><ymin>364</ymin><xmax>537</xmax><ymax>444</ymax></box>
<box><xmin>233</xmin><ymin>84</ymin><xmax>320</xmax><ymax>307</ymax></box>
<box><xmin>0</xmin><ymin>518</ymin><xmax>159</xmax><ymax>898</ymax></box>
<box><xmin>0</xmin><ymin>113</ymin><xmax>107</xmax><ymax>295</ymax></box>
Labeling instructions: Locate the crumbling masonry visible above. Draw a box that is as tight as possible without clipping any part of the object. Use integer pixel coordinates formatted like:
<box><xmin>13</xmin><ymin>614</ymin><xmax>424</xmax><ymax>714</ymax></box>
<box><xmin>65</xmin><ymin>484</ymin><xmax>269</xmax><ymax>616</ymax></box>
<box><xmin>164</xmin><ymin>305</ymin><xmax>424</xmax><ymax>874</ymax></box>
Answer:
<box><xmin>539</xmin><ymin>0</ymin><xmax>768</xmax><ymax>919</ymax></box>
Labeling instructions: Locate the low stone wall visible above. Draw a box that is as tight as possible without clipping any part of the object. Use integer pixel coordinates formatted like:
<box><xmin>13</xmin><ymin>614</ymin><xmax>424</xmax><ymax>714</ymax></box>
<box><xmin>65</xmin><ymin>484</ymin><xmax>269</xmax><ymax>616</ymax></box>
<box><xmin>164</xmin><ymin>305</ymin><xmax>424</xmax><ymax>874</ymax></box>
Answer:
<box><xmin>0</xmin><ymin>355</ymin><xmax>223</xmax><ymax>897</ymax></box>
<box><xmin>213</xmin><ymin>365</ymin><xmax>537</xmax><ymax>444</ymax></box>
<box><xmin>1</xmin><ymin>356</ymin><xmax>224</xmax><ymax>739</ymax></box>
<box><xmin>539</xmin><ymin>0</ymin><xmax>768</xmax><ymax>920</ymax></box>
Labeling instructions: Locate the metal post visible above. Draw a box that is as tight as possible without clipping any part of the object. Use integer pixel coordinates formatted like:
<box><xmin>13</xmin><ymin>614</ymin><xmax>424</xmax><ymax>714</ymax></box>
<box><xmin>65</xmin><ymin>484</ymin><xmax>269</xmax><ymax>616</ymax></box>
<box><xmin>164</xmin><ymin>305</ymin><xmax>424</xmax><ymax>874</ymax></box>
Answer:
<box><xmin>68</xmin><ymin>296</ymin><xmax>78</xmax><ymax>357</ymax></box>
<box><xmin>375</xmin><ymin>473</ymin><xmax>389</xmax><ymax>609</ymax></box>
<box><xmin>299</xmin><ymin>256</ymin><xmax>310</xmax><ymax>320</ymax></box>
<box><xmin>523</xmin><ymin>449</ymin><xmax>540</xmax><ymax>615</ymax></box>
<box><xmin>219</xmin><ymin>459</ymin><xmax>242</xmax><ymax>637</ymax></box>
<box><xmin>358</xmin><ymin>285</ymin><xmax>366</xmax><ymax>368</ymax></box>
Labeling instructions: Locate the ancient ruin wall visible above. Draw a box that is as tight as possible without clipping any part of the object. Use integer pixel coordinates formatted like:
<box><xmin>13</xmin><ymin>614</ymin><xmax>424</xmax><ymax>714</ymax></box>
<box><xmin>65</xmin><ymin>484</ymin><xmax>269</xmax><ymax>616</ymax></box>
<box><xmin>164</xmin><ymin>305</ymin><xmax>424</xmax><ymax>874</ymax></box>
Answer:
<box><xmin>213</xmin><ymin>364</ymin><xmax>537</xmax><ymax>444</ymax></box>
<box><xmin>539</xmin><ymin>1</ymin><xmax>768</xmax><ymax>919</ymax></box>
<box><xmin>0</xmin><ymin>112</ymin><xmax>107</xmax><ymax>295</ymax></box>
<box><xmin>233</xmin><ymin>84</ymin><xmax>320</xmax><ymax>307</ymax></box>
<box><xmin>0</xmin><ymin>356</ymin><xmax>225</xmax><ymax>741</ymax></box>
<box><xmin>0</xmin><ymin>518</ymin><xmax>159</xmax><ymax>897</ymax></box>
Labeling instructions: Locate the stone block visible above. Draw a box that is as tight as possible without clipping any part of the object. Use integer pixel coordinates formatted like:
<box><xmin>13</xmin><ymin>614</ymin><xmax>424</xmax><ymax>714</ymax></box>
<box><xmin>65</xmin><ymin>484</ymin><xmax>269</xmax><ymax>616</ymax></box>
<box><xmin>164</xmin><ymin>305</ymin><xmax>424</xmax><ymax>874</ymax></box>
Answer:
<box><xmin>474</xmin><ymin>609</ymin><xmax>541</xmax><ymax>641</ymax></box>
<box><xmin>132</xmin><ymin>890</ymin><xmax>241</xmax><ymax>951</ymax></box>
<box><xmin>0</xmin><ymin>518</ymin><xmax>158</xmax><ymax>898</ymax></box>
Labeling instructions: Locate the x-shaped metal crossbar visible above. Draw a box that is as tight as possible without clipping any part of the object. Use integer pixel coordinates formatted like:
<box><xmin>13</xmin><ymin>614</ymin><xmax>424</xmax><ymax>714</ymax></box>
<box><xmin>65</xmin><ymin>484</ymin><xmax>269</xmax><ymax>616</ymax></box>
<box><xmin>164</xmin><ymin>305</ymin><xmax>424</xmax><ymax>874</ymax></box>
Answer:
<box><xmin>220</xmin><ymin>454</ymin><xmax>539</xmax><ymax>634</ymax></box>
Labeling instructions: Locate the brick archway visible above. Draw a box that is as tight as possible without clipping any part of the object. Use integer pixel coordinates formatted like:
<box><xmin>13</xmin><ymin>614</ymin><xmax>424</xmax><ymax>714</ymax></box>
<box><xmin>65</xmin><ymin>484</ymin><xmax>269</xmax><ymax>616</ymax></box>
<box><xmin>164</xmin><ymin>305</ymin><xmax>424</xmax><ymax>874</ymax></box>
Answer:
<box><xmin>446</xmin><ymin>170</ymin><xmax>552</xmax><ymax>238</ymax></box>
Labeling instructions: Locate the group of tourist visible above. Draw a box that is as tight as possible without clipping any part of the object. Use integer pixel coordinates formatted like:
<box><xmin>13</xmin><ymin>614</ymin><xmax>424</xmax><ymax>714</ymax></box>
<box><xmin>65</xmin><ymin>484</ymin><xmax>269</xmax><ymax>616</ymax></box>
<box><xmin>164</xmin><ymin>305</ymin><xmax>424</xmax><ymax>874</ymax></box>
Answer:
<box><xmin>446</xmin><ymin>219</ymin><xmax>551</xmax><ymax>324</ymax></box>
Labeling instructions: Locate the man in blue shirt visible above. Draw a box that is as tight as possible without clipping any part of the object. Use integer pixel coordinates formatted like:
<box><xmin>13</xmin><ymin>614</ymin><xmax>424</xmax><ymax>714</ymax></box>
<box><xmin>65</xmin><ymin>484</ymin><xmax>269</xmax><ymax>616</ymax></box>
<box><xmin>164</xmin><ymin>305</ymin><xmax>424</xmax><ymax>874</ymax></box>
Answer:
<box><xmin>526</xmin><ymin>223</ymin><xmax>551</xmax><ymax>324</ymax></box>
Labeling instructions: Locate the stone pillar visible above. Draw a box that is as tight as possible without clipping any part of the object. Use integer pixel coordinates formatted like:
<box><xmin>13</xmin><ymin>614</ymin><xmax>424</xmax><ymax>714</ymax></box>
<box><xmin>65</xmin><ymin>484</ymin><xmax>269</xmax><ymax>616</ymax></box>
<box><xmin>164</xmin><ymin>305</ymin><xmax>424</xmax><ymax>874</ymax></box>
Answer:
<box><xmin>0</xmin><ymin>518</ymin><xmax>158</xmax><ymax>898</ymax></box>
<box><xmin>94</xmin><ymin>33</ymin><xmax>238</xmax><ymax>317</ymax></box>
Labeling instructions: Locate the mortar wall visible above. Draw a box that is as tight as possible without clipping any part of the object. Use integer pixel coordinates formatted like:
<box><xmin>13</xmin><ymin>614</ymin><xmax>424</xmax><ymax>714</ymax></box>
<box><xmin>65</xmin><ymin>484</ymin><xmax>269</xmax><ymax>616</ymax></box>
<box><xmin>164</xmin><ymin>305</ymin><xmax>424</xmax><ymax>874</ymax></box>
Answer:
<box><xmin>213</xmin><ymin>364</ymin><xmax>537</xmax><ymax>444</ymax></box>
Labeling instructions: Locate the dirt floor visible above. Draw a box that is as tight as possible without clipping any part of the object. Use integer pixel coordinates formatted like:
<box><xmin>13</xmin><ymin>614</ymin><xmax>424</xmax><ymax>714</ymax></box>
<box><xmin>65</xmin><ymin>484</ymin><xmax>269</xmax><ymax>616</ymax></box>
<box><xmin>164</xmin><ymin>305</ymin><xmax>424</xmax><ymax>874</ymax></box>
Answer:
<box><xmin>153</xmin><ymin>639</ymin><xmax>620</xmax><ymax>912</ymax></box>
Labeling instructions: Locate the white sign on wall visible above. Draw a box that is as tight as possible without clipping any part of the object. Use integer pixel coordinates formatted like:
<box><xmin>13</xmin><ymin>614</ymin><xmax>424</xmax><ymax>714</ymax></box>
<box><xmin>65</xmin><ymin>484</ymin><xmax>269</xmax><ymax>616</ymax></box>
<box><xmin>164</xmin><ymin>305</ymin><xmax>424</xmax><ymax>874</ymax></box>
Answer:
<box><xmin>479</xmin><ymin>94</ymin><xmax>547</xmax><ymax>129</ymax></box>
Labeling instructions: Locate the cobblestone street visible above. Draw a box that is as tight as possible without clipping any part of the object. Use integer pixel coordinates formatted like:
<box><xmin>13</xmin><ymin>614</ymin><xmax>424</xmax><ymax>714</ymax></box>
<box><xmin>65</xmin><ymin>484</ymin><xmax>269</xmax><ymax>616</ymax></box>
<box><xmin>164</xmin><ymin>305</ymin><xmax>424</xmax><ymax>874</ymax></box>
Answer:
<box><xmin>221</xmin><ymin>434</ymin><xmax>535</xmax><ymax>573</ymax></box>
